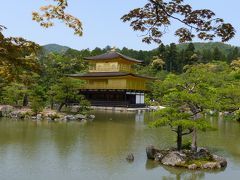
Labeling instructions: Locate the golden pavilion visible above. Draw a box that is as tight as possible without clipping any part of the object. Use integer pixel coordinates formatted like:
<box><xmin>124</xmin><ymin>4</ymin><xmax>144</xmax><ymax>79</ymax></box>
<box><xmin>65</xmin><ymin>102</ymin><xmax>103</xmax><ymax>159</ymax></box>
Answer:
<box><xmin>69</xmin><ymin>50</ymin><xmax>154</xmax><ymax>107</ymax></box>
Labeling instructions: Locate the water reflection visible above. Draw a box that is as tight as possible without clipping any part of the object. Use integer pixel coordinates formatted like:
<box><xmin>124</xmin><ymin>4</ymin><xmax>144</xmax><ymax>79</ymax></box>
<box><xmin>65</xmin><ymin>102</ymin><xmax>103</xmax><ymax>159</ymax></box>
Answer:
<box><xmin>145</xmin><ymin>159</ymin><xmax>227</xmax><ymax>180</ymax></box>
<box><xmin>135</xmin><ymin>112</ymin><xmax>144</xmax><ymax>122</ymax></box>
<box><xmin>0</xmin><ymin>112</ymin><xmax>239</xmax><ymax>180</ymax></box>
<box><xmin>145</xmin><ymin>159</ymin><xmax>160</xmax><ymax>170</ymax></box>
<box><xmin>161</xmin><ymin>168</ymin><xmax>206</xmax><ymax>180</ymax></box>
<box><xmin>199</xmin><ymin>117</ymin><xmax>240</xmax><ymax>164</ymax></box>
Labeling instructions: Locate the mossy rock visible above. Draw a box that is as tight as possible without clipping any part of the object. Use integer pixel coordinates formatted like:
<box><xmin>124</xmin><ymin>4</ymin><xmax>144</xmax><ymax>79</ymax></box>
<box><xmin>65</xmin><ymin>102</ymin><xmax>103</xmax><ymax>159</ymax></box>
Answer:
<box><xmin>146</xmin><ymin>146</ymin><xmax>227</xmax><ymax>170</ymax></box>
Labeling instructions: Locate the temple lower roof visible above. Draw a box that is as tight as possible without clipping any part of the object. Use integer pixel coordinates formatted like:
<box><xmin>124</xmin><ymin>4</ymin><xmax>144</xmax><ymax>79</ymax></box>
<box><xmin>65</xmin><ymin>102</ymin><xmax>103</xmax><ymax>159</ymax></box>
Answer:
<box><xmin>68</xmin><ymin>72</ymin><xmax>155</xmax><ymax>79</ymax></box>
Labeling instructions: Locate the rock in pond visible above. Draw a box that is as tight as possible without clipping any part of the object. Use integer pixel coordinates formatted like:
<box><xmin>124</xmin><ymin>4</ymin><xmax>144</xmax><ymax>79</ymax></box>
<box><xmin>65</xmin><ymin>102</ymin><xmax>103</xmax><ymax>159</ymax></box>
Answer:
<box><xmin>64</xmin><ymin>115</ymin><xmax>76</xmax><ymax>121</ymax></box>
<box><xmin>75</xmin><ymin>114</ymin><xmax>86</xmax><ymax>120</ymax></box>
<box><xmin>88</xmin><ymin>114</ymin><xmax>95</xmax><ymax>119</ymax></box>
<box><xmin>212</xmin><ymin>154</ymin><xmax>227</xmax><ymax>168</ymax></box>
<box><xmin>126</xmin><ymin>153</ymin><xmax>134</xmax><ymax>162</ymax></box>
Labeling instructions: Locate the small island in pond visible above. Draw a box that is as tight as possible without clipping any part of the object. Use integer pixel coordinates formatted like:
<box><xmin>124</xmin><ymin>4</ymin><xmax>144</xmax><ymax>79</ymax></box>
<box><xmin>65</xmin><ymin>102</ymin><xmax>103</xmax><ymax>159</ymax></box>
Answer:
<box><xmin>146</xmin><ymin>146</ymin><xmax>227</xmax><ymax>170</ymax></box>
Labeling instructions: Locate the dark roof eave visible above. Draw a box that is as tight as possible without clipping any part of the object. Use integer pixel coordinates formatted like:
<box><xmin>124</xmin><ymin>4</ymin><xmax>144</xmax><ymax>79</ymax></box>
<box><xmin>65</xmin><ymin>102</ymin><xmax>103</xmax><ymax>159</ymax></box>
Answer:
<box><xmin>83</xmin><ymin>52</ymin><xmax>143</xmax><ymax>63</ymax></box>
<box><xmin>67</xmin><ymin>72</ymin><xmax>155</xmax><ymax>80</ymax></box>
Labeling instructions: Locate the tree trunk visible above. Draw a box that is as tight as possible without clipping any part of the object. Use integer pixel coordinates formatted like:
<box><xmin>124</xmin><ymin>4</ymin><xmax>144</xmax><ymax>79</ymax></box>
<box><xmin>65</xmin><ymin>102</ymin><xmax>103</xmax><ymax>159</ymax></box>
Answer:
<box><xmin>22</xmin><ymin>94</ymin><xmax>28</xmax><ymax>106</ymax></box>
<box><xmin>191</xmin><ymin>113</ymin><xmax>198</xmax><ymax>151</ymax></box>
<box><xmin>51</xmin><ymin>102</ymin><xmax>54</xmax><ymax>110</ymax></box>
<box><xmin>177</xmin><ymin>126</ymin><xmax>183</xmax><ymax>151</ymax></box>
<box><xmin>50</xmin><ymin>97</ymin><xmax>54</xmax><ymax>110</ymax></box>
<box><xmin>191</xmin><ymin>128</ymin><xmax>197</xmax><ymax>152</ymax></box>
<box><xmin>58</xmin><ymin>102</ymin><xmax>65</xmax><ymax>112</ymax></box>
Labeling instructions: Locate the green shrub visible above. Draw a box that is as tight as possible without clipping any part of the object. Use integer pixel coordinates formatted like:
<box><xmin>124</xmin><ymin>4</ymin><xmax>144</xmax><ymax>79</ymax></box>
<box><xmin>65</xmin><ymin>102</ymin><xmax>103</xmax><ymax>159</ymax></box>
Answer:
<box><xmin>182</xmin><ymin>140</ymin><xmax>192</xmax><ymax>150</ymax></box>
<box><xmin>31</xmin><ymin>97</ymin><xmax>45</xmax><ymax>114</ymax></box>
<box><xmin>235</xmin><ymin>110</ymin><xmax>240</xmax><ymax>122</ymax></box>
<box><xmin>77</xmin><ymin>96</ymin><xmax>90</xmax><ymax>114</ymax></box>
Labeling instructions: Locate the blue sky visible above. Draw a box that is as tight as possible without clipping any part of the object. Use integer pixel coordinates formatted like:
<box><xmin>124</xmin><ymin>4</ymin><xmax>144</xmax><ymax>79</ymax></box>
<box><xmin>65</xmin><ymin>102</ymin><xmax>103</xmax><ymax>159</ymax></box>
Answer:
<box><xmin>0</xmin><ymin>0</ymin><xmax>239</xmax><ymax>50</ymax></box>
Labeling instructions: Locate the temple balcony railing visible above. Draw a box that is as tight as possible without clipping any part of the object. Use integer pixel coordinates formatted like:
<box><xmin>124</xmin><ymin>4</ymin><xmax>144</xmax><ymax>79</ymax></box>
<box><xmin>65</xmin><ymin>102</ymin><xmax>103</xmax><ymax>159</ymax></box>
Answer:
<box><xmin>81</xmin><ymin>84</ymin><xmax>147</xmax><ymax>91</ymax></box>
<box><xmin>89</xmin><ymin>67</ymin><xmax>134</xmax><ymax>73</ymax></box>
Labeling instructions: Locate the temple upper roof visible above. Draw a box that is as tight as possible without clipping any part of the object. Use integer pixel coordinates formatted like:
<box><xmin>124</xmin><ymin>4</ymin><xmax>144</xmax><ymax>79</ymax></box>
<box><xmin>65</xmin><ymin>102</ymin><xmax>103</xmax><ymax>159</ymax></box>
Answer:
<box><xmin>84</xmin><ymin>51</ymin><xmax>143</xmax><ymax>63</ymax></box>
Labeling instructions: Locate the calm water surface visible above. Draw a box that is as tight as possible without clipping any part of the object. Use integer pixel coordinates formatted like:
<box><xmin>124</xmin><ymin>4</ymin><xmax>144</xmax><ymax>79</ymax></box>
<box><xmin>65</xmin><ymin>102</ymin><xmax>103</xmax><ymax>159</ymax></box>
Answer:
<box><xmin>0</xmin><ymin>111</ymin><xmax>240</xmax><ymax>180</ymax></box>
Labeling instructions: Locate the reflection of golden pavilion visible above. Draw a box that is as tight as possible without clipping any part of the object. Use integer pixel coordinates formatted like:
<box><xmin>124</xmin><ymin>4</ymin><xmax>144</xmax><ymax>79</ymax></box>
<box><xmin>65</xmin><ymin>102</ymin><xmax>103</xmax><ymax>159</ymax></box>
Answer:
<box><xmin>69</xmin><ymin>51</ymin><xmax>154</xmax><ymax>107</ymax></box>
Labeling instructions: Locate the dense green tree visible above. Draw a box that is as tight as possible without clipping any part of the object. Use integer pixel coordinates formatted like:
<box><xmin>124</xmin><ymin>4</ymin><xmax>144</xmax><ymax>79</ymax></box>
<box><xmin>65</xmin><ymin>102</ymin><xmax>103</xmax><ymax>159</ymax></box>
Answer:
<box><xmin>49</xmin><ymin>77</ymin><xmax>86</xmax><ymax>112</ymax></box>
<box><xmin>201</xmin><ymin>49</ymin><xmax>213</xmax><ymax>63</ymax></box>
<box><xmin>1</xmin><ymin>83</ymin><xmax>27</xmax><ymax>106</ymax></box>
<box><xmin>30</xmin><ymin>85</ymin><xmax>47</xmax><ymax>114</ymax></box>
<box><xmin>1</xmin><ymin>72</ymin><xmax>40</xmax><ymax>106</ymax></box>
<box><xmin>165</xmin><ymin>43</ymin><xmax>177</xmax><ymax>72</ymax></box>
<box><xmin>176</xmin><ymin>49</ymin><xmax>185</xmax><ymax>73</ymax></box>
<box><xmin>40</xmin><ymin>52</ymin><xmax>86</xmax><ymax>89</ymax></box>
<box><xmin>151</xmin><ymin>62</ymin><xmax>235</xmax><ymax>151</ymax></box>
<box><xmin>212</xmin><ymin>47</ymin><xmax>222</xmax><ymax>61</ymax></box>
<box><xmin>232</xmin><ymin>47</ymin><xmax>239</xmax><ymax>60</ymax></box>
<box><xmin>227</xmin><ymin>47</ymin><xmax>240</xmax><ymax>63</ymax></box>
<box><xmin>151</xmin><ymin>56</ymin><xmax>165</xmax><ymax>70</ymax></box>
<box><xmin>0</xmin><ymin>46</ymin><xmax>88</xmax><ymax>113</ymax></box>
<box><xmin>183</xmin><ymin>43</ymin><xmax>197</xmax><ymax>65</ymax></box>
<box><xmin>91</xmin><ymin>47</ymin><xmax>105</xmax><ymax>56</ymax></box>
<box><xmin>215</xmin><ymin>60</ymin><xmax>240</xmax><ymax>113</ymax></box>
<box><xmin>150</xmin><ymin>107</ymin><xmax>209</xmax><ymax>151</ymax></box>
<box><xmin>158</xmin><ymin>44</ymin><xmax>166</xmax><ymax>58</ymax></box>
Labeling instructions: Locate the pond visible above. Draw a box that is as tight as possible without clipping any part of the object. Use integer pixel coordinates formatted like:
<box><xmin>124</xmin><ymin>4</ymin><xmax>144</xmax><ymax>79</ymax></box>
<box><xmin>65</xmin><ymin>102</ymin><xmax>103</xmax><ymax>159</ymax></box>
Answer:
<box><xmin>0</xmin><ymin>111</ymin><xmax>240</xmax><ymax>180</ymax></box>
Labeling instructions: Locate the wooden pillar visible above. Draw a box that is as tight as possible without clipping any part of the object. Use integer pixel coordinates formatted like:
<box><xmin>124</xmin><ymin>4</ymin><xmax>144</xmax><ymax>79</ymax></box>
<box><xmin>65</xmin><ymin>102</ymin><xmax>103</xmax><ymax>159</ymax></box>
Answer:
<box><xmin>106</xmin><ymin>90</ymin><xmax>109</xmax><ymax>102</ymax></box>
<box><xmin>124</xmin><ymin>91</ymin><xmax>127</xmax><ymax>106</ymax></box>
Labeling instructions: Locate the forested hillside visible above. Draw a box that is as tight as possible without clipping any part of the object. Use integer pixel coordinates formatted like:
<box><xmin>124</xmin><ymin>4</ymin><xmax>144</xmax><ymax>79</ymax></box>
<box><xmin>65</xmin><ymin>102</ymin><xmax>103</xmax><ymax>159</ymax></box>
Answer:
<box><xmin>177</xmin><ymin>42</ymin><xmax>237</xmax><ymax>53</ymax></box>
<box><xmin>42</xmin><ymin>44</ymin><xmax>70</xmax><ymax>54</ymax></box>
<box><xmin>42</xmin><ymin>42</ymin><xmax>240</xmax><ymax>75</ymax></box>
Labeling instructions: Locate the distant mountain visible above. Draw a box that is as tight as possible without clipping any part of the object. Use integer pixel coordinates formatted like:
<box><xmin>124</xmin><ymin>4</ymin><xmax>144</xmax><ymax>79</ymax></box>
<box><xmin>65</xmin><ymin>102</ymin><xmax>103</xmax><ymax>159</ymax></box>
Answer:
<box><xmin>176</xmin><ymin>42</ymin><xmax>239</xmax><ymax>53</ymax></box>
<box><xmin>42</xmin><ymin>44</ymin><xmax>70</xmax><ymax>54</ymax></box>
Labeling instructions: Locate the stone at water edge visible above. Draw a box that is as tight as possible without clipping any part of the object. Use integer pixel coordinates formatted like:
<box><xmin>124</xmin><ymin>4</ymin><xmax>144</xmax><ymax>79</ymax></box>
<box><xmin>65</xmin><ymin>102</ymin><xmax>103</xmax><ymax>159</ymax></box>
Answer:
<box><xmin>212</xmin><ymin>154</ymin><xmax>227</xmax><ymax>168</ymax></box>
<box><xmin>154</xmin><ymin>152</ymin><xmax>164</xmax><ymax>161</ymax></box>
<box><xmin>9</xmin><ymin>111</ymin><xmax>18</xmax><ymax>119</ymax></box>
<box><xmin>146</xmin><ymin>145</ymin><xmax>161</xmax><ymax>160</ymax></box>
<box><xmin>195</xmin><ymin>147</ymin><xmax>213</xmax><ymax>160</ymax></box>
<box><xmin>202</xmin><ymin>162</ymin><xmax>221</xmax><ymax>169</ymax></box>
<box><xmin>188</xmin><ymin>164</ymin><xmax>198</xmax><ymax>170</ymax></box>
<box><xmin>161</xmin><ymin>151</ymin><xmax>186</xmax><ymax>166</ymax></box>
<box><xmin>36</xmin><ymin>114</ymin><xmax>42</xmax><ymax>121</ymax></box>
<box><xmin>75</xmin><ymin>114</ymin><xmax>86</xmax><ymax>120</ymax></box>
<box><xmin>88</xmin><ymin>114</ymin><xmax>95</xmax><ymax>119</ymax></box>
<box><xmin>46</xmin><ymin>117</ymin><xmax>52</xmax><ymax>122</ymax></box>
<box><xmin>64</xmin><ymin>115</ymin><xmax>76</xmax><ymax>121</ymax></box>
<box><xmin>0</xmin><ymin>105</ymin><xmax>14</xmax><ymax>117</ymax></box>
